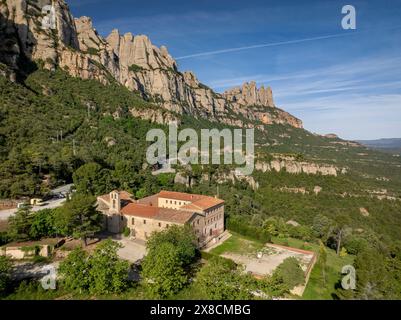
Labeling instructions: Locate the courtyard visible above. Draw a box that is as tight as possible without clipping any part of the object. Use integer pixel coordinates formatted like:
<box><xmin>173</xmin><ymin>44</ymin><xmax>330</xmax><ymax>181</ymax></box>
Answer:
<box><xmin>115</xmin><ymin>238</ymin><xmax>147</xmax><ymax>263</ymax></box>
<box><xmin>208</xmin><ymin>233</ymin><xmax>317</xmax><ymax>295</ymax></box>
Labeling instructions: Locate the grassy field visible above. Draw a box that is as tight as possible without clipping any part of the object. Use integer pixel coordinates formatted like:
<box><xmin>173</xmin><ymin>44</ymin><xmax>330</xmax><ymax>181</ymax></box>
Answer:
<box><xmin>271</xmin><ymin>236</ymin><xmax>319</xmax><ymax>252</ymax></box>
<box><xmin>268</xmin><ymin>236</ymin><xmax>355</xmax><ymax>300</ymax></box>
<box><xmin>209</xmin><ymin>232</ymin><xmax>265</xmax><ymax>256</ymax></box>
<box><xmin>302</xmin><ymin>250</ymin><xmax>354</xmax><ymax>300</ymax></box>
<box><xmin>270</xmin><ymin>236</ymin><xmax>355</xmax><ymax>299</ymax></box>
<box><xmin>214</xmin><ymin>233</ymin><xmax>355</xmax><ymax>300</ymax></box>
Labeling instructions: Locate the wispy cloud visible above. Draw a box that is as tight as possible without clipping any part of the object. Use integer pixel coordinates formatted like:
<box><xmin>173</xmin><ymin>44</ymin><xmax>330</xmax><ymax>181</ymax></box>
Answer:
<box><xmin>210</xmin><ymin>56</ymin><xmax>401</xmax><ymax>92</ymax></box>
<box><xmin>290</xmin><ymin>94</ymin><xmax>401</xmax><ymax>140</ymax></box>
<box><xmin>175</xmin><ymin>33</ymin><xmax>356</xmax><ymax>60</ymax></box>
<box><xmin>207</xmin><ymin>55</ymin><xmax>401</xmax><ymax>140</ymax></box>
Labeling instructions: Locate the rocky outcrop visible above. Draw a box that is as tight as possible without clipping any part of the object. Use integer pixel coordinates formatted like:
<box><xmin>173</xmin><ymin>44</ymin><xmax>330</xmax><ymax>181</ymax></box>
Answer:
<box><xmin>255</xmin><ymin>159</ymin><xmax>342</xmax><ymax>176</ymax></box>
<box><xmin>224</xmin><ymin>81</ymin><xmax>274</xmax><ymax>108</ymax></box>
<box><xmin>0</xmin><ymin>0</ymin><xmax>76</xmax><ymax>72</ymax></box>
<box><xmin>173</xmin><ymin>169</ymin><xmax>259</xmax><ymax>190</ymax></box>
<box><xmin>0</xmin><ymin>0</ymin><xmax>116</xmax><ymax>85</ymax></box>
<box><xmin>129</xmin><ymin>108</ymin><xmax>180</xmax><ymax>125</ymax></box>
<box><xmin>105</xmin><ymin>29</ymin><xmax>227</xmax><ymax>117</ymax></box>
<box><xmin>223</xmin><ymin>81</ymin><xmax>303</xmax><ymax>128</ymax></box>
<box><xmin>201</xmin><ymin>171</ymin><xmax>259</xmax><ymax>190</ymax></box>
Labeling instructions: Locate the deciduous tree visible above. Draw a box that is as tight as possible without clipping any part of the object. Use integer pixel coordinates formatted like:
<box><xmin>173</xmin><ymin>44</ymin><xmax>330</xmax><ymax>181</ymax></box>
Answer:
<box><xmin>141</xmin><ymin>242</ymin><xmax>187</xmax><ymax>298</ymax></box>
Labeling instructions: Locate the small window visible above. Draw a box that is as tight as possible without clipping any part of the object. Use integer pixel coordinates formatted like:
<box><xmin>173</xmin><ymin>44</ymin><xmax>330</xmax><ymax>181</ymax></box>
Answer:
<box><xmin>132</xmin><ymin>218</ymin><xmax>135</xmax><ymax>225</ymax></box>
<box><xmin>166</xmin><ymin>200</ymin><xmax>168</xmax><ymax>203</ymax></box>
<box><xmin>197</xmin><ymin>220</ymin><xmax>200</xmax><ymax>225</ymax></box>
<box><xmin>158</xmin><ymin>222</ymin><xmax>162</xmax><ymax>227</ymax></box>
<box><xmin>166</xmin><ymin>224</ymin><xmax>170</xmax><ymax>228</ymax></box>
<box><xmin>121</xmin><ymin>216</ymin><xmax>123</xmax><ymax>221</ymax></box>
<box><xmin>143</xmin><ymin>219</ymin><xmax>147</xmax><ymax>224</ymax></box>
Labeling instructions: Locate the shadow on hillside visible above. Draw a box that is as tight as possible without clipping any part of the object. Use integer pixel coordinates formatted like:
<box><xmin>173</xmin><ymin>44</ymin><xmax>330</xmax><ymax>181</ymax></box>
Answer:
<box><xmin>0</xmin><ymin>11</ymin><xmax>38</xmax><ymax>84</ymax></box>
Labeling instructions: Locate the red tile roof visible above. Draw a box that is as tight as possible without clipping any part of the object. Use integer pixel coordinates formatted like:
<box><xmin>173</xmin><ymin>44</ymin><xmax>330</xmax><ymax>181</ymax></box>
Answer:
<box><xmin>157</xmin><ymin>190</ymin><xmax>224</xmax><ymax>210</ymax></box>
<box><xmin>137</xmin><ymin>194</ymin><xmax>159</xmax><ymax>207</ymax></box>
<box><xmin>185</xmin><ymin>197</ymin><xmax>224</xmax><ymax>210</ymax></box>
<box><xmin>121</xmin><ymin>203</ymin><xmax>159</xmax><ymax>218</ymax></box>
<box><xmin>98</xmin><ymin>190</ymin><xmax>223</xmax><ymax>224</ymax></box>
<box><xmin>121</xmin><ymin>203</ymin><xmax>196</xmax><ymax>224</ymax></box>
<box><xmin>98</xmin><ymin>191</ymin><xmax>133</xmax><ymax>204</ymax></box>
<box><xmin>158</xmin><ymin>190</ymin><xmax>205</xmax><ymax>202</ymax></box>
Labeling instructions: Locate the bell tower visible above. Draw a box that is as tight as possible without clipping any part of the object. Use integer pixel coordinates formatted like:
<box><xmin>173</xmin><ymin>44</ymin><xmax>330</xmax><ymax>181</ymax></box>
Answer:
<box><xmin>109</xmin><ymin>190</ymin><xmax>121</xmax><ymax>213</ymax></box>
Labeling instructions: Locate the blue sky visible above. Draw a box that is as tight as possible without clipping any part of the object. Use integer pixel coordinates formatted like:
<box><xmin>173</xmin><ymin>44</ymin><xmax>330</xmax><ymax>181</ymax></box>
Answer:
<box><xmin>67</xmin><ymin>0</ymin><xmax>401</xmax><ymax>140</ymax></box>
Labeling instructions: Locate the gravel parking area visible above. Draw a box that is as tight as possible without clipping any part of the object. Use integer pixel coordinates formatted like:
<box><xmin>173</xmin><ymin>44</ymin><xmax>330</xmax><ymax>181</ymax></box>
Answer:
<box><xmin>221</xmin><ymin>243</ymin><xmax>315</xmax><ymax>277</ymax></box>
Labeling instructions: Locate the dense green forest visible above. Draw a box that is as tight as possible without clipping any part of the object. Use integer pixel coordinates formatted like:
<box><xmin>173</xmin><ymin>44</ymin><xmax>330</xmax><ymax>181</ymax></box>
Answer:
<box><xmin>1</xmin><ymin>67</ymin><xmax>401</xmax><ymax>299</ymax></box>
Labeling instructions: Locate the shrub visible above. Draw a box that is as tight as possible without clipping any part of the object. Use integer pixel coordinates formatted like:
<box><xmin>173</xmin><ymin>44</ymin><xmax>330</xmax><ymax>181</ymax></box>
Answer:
<box><xmin>128</xmin><ymin>64</ymin><xmax>144</xmax><ymax>73</ymax></box>
<box><xmin>0</xmin><ymin>256</ymin><xmax>11</xmax><ymax>295</ymax></box>
<box><xmin>86</xmin><ymin>47</ymin><xmax>99</xmax><ymax>55</ymax></box>
<box><xmin>227</xmin><ymin>217</ymin><xmax>271</xmax><ymax>243</ymax></box>
<box><xmin>344</xmin><ymin>236</ymin><xmax>368</xmax><ymax>255</ymax></box>
<box><xmin>273</xmin><ymin>257</ymin><xmax>304</xmax><ymax>291</ymax></box>
<box><xmin>146</xmin><ymin>225</ymin><xmax>196</xmax><ymax>266</ymax></box>
<box><xmin>58</xmin><ymin>240</ymin><xmax>130</xmax><ymax>295</ymax></box>
<box><xmin>123</xmin><ymin>227</ymin><xmax>131</xmax><ymax>237</ymax></box>
<box><xmin>196</xmin><ymin>256</ymin><xmax>255</xmax><ymax>300</ymax></box>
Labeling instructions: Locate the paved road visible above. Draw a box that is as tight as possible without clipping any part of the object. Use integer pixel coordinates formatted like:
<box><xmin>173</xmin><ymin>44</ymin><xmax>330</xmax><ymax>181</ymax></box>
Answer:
<box><xmin>0</xmin><ymin>184</ymin><xmax>73</xmax><ymax>221</ymax></box>
<box><xmin>0</xmin><ymin>198</ymin><xmax>66</xmax><ymax>221</ymax></box>
<box><xmin>50</xmin><ymin>184</ymin><xmax>73</xmax><ymax>195</ymax></box>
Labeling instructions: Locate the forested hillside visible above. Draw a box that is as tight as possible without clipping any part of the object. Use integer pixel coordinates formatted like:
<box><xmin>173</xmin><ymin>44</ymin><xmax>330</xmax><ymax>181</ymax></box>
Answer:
<box><xmin>1</xmin><ymin>67</ymin><xmax>401</xmax><ymax>299</ymax></box>
<box><xmin>1</xmin><ymin>0</ymin><xmax>401</xmax><ymax>300</ymax></box>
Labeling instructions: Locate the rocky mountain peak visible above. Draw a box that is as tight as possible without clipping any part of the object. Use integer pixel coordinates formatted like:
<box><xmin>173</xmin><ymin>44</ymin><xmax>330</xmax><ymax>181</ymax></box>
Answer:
<box><xmin>75</xmin><ymin>16</ymin><xmax>106</xmax><ymax>51</ymax></box>
<box><xmin>183</xmin><ymin>71</ymin><xmax>200</xmax><ymax>87</ymax></box>
<box><xmin>0</xmin><ymin>0</ymin><xmax>303</xmax><ymax>129</ymax></box>
<box><xmin>106</xmin><ymin>31</ymin><xmax>177</xmax><ymax>71</ymax></box>
<box><xmin>224</xmin><ymin>81</ymin><xmax>275</xmax><ymax>108</ymax></box>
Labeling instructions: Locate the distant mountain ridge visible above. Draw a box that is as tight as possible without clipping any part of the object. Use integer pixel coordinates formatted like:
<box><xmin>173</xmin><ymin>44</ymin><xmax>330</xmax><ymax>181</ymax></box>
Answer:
<box><xmin>0</xmin><ymin>0</ymin><xmax>302</xmax><ymax>129</ymax></box>
<box><xmin>357</xmin><ymin>138</ymin><xmax>401</xmax><ymax>154</ymax></box>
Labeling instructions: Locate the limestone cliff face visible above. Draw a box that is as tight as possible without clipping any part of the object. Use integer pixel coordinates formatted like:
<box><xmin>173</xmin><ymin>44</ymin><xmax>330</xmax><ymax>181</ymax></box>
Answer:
<box><xmin>0</xmin><ymin>0</ymin><xmax>303</xmax><ymax>129</ymax></box>
<box><xmin>0</xmin><ymin>0</ymin><xmax>78</xmax><ymax>71</ymax></box>
<box><xmin>0</xmin><ymin>0</ymin><xmax>115</xmax><ymax>85</ymax></box>
<box><xmin>255</xmin><ymin>159</ymin><xmax>346</xmax><ymax>176</ymax></box>
<box><xmin>105</xmin><ymin>29</ymin><xmax>227</xmax><ymax>117</ymax></box>
<box><xmin>223</xmin><ymin>81</ymin><xmax>303</xmax><ymax>129</ymax></box>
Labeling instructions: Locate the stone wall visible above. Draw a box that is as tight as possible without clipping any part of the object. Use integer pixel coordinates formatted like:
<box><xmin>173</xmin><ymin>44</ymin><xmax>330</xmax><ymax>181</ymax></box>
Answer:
<box><xmin>126</xmin><ymin>215</ymin><xmax>181</xmax><ymax>241</ymax></box>
<box><xmin>0</xmin><ymin>245</ymin><xmax>51</xmax><ymax>260</ymax></box>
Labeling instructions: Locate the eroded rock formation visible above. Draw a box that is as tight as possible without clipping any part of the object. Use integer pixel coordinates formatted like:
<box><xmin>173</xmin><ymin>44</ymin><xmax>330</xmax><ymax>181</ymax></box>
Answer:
<box><xmin>0</xmin><ymin>0</ymin><xmax>303</xmax><ymax>129</ymax></box>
